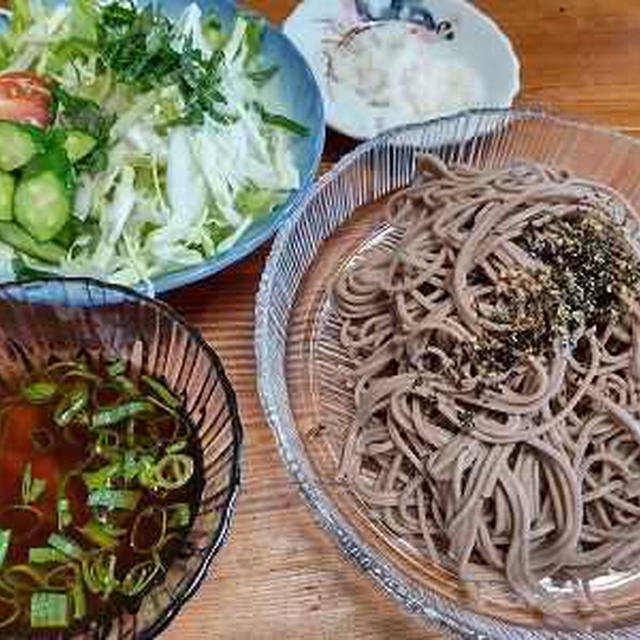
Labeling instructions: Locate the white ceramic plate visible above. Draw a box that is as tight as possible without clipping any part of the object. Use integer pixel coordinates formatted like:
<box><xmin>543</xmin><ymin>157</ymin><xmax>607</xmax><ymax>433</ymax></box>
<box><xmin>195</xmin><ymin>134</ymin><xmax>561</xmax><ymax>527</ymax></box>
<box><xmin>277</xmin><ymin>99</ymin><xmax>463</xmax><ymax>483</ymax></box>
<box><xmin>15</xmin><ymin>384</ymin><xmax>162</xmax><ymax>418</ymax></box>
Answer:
<box><xmin>284</xmin><ymin>0</ymin><xmax>520</xmax><ymax>139</ymax></box>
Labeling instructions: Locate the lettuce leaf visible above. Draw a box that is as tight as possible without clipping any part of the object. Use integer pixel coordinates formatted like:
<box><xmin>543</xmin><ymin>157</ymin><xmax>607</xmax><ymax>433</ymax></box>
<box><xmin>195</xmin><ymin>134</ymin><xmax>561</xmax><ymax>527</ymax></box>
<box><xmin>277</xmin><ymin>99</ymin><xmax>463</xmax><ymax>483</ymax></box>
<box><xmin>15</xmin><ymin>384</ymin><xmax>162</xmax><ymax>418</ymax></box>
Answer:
<box><xmin>69</xmin><ymin>0</ymin><xmax>98</xmax><ymax>43</ymax></box>
<box><xmin>0</xmin><ymin>0</ymin><xmax>33</xmax><ymax>68</ymax></box>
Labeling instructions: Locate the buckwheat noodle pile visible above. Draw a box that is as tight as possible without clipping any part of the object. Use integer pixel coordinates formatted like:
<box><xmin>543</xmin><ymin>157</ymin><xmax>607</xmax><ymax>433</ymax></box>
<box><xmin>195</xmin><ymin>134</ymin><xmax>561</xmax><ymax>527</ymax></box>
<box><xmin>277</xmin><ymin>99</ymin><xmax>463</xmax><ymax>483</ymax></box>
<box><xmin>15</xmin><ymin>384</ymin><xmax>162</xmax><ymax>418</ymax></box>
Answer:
<box><xmin>333</xmin><ymin>153</ymin><xmax>640</xmax><ymax>609</ymax></box>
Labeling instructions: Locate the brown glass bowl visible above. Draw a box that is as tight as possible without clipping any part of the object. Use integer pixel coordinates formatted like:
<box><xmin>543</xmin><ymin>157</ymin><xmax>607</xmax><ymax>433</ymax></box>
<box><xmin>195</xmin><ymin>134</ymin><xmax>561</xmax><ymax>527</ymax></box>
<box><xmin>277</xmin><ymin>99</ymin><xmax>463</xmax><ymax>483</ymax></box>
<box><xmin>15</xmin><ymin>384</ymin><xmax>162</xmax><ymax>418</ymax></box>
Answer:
<box><xmin>0</xmin><ymin>277</ymin><xmax>242</xmax><ymax>639</ymax></box>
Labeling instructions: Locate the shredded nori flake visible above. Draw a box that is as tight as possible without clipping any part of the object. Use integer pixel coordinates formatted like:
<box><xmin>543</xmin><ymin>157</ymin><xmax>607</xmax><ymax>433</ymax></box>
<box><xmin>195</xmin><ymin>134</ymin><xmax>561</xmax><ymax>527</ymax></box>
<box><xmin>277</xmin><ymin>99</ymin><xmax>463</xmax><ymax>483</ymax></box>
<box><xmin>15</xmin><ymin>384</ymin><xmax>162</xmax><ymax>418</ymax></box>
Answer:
<box><xmin>463</xmin><ymin>209</ymin><xmax>639</xmax><ymax>379</ymax></box>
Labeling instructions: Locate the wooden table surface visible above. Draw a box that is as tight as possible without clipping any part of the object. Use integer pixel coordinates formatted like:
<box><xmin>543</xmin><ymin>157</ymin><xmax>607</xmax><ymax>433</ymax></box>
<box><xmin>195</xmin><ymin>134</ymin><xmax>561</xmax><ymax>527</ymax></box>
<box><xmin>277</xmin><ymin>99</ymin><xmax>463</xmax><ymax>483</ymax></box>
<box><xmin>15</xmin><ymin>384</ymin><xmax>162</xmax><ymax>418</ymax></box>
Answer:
<box><xmin>161</xmin><ymin>1</ymin><xmax>640</xmax><ymax>638</ymax></box>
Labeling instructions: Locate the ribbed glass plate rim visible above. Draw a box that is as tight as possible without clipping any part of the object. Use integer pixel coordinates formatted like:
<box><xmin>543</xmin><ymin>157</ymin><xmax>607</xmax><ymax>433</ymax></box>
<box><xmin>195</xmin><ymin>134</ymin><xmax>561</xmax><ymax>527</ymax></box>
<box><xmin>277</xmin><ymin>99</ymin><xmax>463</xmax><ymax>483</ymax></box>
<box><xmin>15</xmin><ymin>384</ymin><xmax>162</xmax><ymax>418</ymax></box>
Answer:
<box><xmin>0</xmin><ymin>276</ymin><xmax>244</xmax><ymax>639</ymax></box>
<box><xmin>255</xmin><ymin>107</ymin><xmax>640</xmax><ymax>640</ymax></box>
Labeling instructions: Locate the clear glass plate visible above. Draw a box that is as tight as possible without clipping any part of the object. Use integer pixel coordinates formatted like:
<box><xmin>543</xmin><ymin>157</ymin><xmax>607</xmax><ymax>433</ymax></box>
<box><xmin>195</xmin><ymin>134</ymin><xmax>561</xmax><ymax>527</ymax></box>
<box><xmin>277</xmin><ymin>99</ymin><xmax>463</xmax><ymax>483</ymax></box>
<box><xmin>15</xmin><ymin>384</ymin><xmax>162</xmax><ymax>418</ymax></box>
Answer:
<box><xmin>256</xmin><ymin>109</ymin><xmax>640</xmax><ymax>639</ymax></box>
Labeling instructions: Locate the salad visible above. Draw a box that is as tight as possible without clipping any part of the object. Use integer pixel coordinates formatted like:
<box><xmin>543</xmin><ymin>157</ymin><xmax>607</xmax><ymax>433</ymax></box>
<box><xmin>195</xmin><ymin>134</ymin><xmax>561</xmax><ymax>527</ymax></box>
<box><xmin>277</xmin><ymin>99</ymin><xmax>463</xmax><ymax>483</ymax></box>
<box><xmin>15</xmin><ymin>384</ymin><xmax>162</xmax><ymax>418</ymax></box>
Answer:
<box><xmin>0</xmin><ymin>0</ymin><xmax>308</xmax><ymax>287</ymax></box>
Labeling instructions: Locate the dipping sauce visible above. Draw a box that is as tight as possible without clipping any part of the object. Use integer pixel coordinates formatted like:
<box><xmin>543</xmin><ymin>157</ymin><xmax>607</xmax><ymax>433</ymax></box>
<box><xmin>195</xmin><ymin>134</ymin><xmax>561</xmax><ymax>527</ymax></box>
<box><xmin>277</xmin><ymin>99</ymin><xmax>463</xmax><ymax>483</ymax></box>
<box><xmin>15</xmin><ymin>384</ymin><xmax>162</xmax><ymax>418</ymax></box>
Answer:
<box><xmin>0</xmin><ymin>355</ymin><xmax>202</xmax><ymax>635</ymax></box>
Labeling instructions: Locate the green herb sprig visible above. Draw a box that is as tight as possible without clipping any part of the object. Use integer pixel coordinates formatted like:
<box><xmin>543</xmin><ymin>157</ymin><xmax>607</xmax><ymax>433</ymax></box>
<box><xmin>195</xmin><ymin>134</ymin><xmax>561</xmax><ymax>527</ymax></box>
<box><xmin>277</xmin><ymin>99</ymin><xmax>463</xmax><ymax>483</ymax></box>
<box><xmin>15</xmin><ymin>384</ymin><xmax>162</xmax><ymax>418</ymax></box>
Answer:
<box><xmin>96</xmin><ymin>2</ymin><xmax>227</xmax><ymax>125</ymax></box>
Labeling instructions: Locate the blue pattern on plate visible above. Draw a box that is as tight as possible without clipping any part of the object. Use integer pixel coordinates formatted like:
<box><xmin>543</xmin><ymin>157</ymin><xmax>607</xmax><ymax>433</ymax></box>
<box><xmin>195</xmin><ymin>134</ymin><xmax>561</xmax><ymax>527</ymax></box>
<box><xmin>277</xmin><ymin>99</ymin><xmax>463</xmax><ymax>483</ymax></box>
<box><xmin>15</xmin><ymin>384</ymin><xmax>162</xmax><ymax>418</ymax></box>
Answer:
<box><xmin>353</xmin><ymin>0</ymin><xmax>454</xmax><ymax>37</ymax></box>
<box><xmin>355</xmin><ymin>0</ymin><xmax>436</xmax><ymax>28</ymax></box>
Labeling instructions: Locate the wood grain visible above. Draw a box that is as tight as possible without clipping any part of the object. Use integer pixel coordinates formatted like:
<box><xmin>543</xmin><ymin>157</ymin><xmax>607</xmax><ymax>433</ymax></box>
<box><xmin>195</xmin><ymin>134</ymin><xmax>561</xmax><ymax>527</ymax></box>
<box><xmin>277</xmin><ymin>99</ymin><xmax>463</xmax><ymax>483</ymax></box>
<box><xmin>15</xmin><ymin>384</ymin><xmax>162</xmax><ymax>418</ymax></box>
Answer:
<box><xmin>161</xmin><ymin>1</ymin><xmax>640</xmax><ymax>638</ymax></box>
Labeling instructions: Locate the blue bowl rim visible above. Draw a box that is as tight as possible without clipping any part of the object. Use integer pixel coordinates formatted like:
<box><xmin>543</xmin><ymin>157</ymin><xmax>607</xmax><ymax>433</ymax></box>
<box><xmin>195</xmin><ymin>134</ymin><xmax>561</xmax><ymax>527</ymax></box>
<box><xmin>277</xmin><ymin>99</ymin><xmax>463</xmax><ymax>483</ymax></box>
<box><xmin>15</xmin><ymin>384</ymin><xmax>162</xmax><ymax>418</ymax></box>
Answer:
<box><xmin>0</xmin><ymin>276</ymin><xmax>244</xmax><ymax>639</ymax></box>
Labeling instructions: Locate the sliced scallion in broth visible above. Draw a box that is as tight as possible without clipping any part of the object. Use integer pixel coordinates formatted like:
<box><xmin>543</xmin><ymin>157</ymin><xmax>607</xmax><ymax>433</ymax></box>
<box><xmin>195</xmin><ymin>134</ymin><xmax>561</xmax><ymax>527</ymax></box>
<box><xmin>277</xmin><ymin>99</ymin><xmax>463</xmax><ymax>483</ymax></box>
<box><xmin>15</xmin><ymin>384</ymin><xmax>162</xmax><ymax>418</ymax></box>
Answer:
<box><xmin>0</xmin><ymin>353</ymin><xmax>200</xmax><ymax>633</ymax></box>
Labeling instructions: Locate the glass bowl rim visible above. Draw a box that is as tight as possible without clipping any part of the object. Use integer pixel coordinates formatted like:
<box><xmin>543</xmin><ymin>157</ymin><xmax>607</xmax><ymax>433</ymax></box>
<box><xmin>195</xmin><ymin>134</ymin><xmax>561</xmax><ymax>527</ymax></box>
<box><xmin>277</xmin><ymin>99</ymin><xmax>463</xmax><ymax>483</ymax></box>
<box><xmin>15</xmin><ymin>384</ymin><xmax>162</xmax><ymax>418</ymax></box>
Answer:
<box><xmin>0</xmin><ymin>276</ymin><xmax>244</xmax><ymax>639</ymax></box>
<box><xmin>255</xmin><ymin>107</ymin><xmax>640</xmax><ymax>639</ymax></box>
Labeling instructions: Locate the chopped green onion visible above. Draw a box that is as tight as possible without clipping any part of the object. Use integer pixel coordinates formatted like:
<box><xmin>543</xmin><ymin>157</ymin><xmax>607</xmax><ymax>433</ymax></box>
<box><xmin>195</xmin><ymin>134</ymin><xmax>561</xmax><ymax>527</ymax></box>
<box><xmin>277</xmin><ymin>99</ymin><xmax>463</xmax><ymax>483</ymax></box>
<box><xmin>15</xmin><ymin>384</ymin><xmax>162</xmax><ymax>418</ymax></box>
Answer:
<box><xmin>166</xmin><ymin>440</ymin><xmax>187</xmax><ymax>454</ymax></box>
<box><xmin>47</xmin><ymin>360</ymin><xmax>79</xmax><ymax>372</ymax></box>
<box><xmin>126</xmin><ymin>418</ymin><xmax>136</xmax><ymax>448</ymax></box>
<box><xmin>49</xmin><ymin>357</ymin><xmax>94</xmax><ymax>381</ymax></box>
<box><xmin>120</xmin><ymin>559</ymin><xmax>160</xmax><ymax>597</ymax></box>
<box><xmin>0</xmin><ymin>505</ymin><xmax>43</xmax><ymax>540</ymax></box>
<box><xmin>79</xmin><ymin>520</ymin><xmax>119</xmax><ymax>548</ymax></box>
<box><xmin>253</xmin><ymin>102</ymin><xmax>310</xmax><ymax>136</ymax></box>
<box><xmin>70</xmin><ymin>581</ymin><xmax>86</xmax><ymax>620</ymax></box>
<box><xmin>121</xmin><ymin>450</ymin><xmax>139</xmax><ymax>481</ymax></box>
<box><xmin>57</xmin><ymin>473</ymin><xmax>75</xmax><ymax>531</ymax></box>
<box><xmin>57</xmin><ymin>498</ymin><xmax>72</xmax><ymax>531</ymax></box>
<box><xmin>138</xmin><ymin>456</ymin><xmax>159</xmax><ymax>488</ymax></box>
<box><xmin>130</xmin><ymin>506</ymin><xmax>167</xmax><ymax>552</ymax></box>
<box><xmin>146</xmin><ymin>394</ymin><xmax>180</xmax><ymax>417</ymax></box>
<box><xmin>91</xmin><ymin>401</ymin><xmax>155</xmax><ymax>428</ymax></box>
<box><xmin>133</xmin><ymin>454</ymin><xmax>158</xmax><ymax>487</ymax></box>
<box><xmin>87</xmin><ymin>489</ymin><xmax>141</xmax><ymax>510</ymax></box>
<box><xmin>121</xmin><ymin>450</ymin><xmax>157</xmax><ymax>483</ymax></box>
<box><xmin>82</xmin><ymin>461</ymin><xmax>120</xmax><ymax>491</ymax></box>
<box><xmin>83</xmin><ymin>451</ymin><xmax>158</xmax><ymax>492</ymax></box>
<box><xmin>30</xmin><ymin>592</ymin><xmax>68</xmax><ymax>629</ymax></box>
<box><xmin>21</xmin><ymin>463</ymin><xmax>47</xmax><ymax>505</ymax></box>
<box><xmin>95</xmin><ymin>429</ymin><xmax>120</xmax><ymax>456</ymax></box>
<box><xmin>0</xmin><ymin>530</ymin><xmax>10</xmax><ymax>567</ymax></box>
<box><xmin>97</xmin><ymin>520</ymin><xmax>128</xmax><ymax>538</ymax></box>
<box><xmin>21</xmin><ymin>462</ymin><xmax>32</xmax><ymax>504</ymax></box>
<box><xmin>141</xmin><ymin>375</ymin><xmax>180</xmax><ymax>409</ymax></box>
<box><xmin>47</xmin><ymin>534</ymin><xmax>84</xmax><ymax>561</ymax></box>
<box><xmin>21</xmin><ymin>381</ymin><xmax>58</xmax><ymax>404</ymax></box>
<box><xmin>2</xmin><ymin>564</ymin><xmax>43</xmax><ymax>591</ymax></box>
<box><xmin>43</xmin><ymin>563</ymin><xmax>80</xmax><ymax>591</ymax></box>
<box><xmin>151</xmin><ymin>454</ymin><xmax>194</xmax><ymax>491</ymax></box>
<box><xmin>48</xmin><ymin>359</ymin><xmax>88</xmax><ymax>375</ymax></box>
<box><xmin>30</xmin><ymin>479</ymin><xmax>46</xmax><ymax>504</ymax></box>
<box><xmin>81</xmin><ymin>550</ymin><xmax>118</xmax><ymax>598</ymax></box>
<box><xmin>110</xmin><ymin>375</ymin><xmax>138</xmax><ymax>397</ymax></box>
<box><xmin>62</xmin><ymin>369</ymin><xmax>101</xmax><ymax>383</ymax></box>
<box><xmin>167</xmin><ymin>503</ymin><xmax>190</xmax><ymax>529</ymax></box>
<box><xmin>29</xmin><ymin>547</ymin><xmax>68</xmax><ymax>564</ymax></box>
<box><xmin>0</xmin><ymin>596</ymin><xmax>19</xmax><ymax>628</ymax></box>
<box><xmin>54</xmin><ymin>382</ymin><xmax>89</xmax><ymax>427</ymax></box>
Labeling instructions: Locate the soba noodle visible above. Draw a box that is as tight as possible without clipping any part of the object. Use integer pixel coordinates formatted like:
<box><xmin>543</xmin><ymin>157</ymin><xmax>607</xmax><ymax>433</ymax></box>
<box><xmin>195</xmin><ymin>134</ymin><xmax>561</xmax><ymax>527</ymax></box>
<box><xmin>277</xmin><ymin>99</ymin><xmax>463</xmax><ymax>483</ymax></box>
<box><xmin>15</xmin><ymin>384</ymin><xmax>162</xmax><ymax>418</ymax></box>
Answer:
<box><xmin>333</xmin><ymin>154</ymin><xmax>640</xmax><ymax>608</ymax></box>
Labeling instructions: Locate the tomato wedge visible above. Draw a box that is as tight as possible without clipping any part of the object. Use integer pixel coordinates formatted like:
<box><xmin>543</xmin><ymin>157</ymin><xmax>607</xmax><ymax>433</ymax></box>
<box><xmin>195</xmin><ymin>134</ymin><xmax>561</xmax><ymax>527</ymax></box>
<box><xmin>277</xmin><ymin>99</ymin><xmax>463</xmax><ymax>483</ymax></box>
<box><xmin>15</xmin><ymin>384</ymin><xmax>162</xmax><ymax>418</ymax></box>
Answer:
<box><xmin>0</xmin><ymin>71</ymin><xmax>53</xmax><ymax>128</ymax></box>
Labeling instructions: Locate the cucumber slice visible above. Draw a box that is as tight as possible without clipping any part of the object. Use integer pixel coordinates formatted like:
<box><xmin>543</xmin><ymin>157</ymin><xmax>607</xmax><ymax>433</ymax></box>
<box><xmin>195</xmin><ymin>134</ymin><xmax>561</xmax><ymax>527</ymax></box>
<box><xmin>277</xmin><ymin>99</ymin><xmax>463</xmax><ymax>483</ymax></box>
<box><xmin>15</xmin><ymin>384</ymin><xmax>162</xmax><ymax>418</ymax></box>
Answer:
<box><xmin>15</xmin><ymin>172</ymin><xmax>71</xmax><ymax>242</ymax></box>
<box><xmin>0</xmin><ymin>222</ymin><xmax>65</xmax><ymax>263</ymax></box>
<box><xmin>64</xmin><ymin>130</ymin><xmax>97</xmax><ymax>163</ymax></box>
<box><xmin>0</xmin><ymin>121</ymin><xmax>44</xmax><ymax>171</ymax></box>
<box><xmin>0</xmin><ymin>172</ymin><xmax>15</xmax><ymax>221</ymax></box>
<box><xmin>14</xmin><ymin>145</ymin><xmax>74</xmax><ymax>243</ymax></box>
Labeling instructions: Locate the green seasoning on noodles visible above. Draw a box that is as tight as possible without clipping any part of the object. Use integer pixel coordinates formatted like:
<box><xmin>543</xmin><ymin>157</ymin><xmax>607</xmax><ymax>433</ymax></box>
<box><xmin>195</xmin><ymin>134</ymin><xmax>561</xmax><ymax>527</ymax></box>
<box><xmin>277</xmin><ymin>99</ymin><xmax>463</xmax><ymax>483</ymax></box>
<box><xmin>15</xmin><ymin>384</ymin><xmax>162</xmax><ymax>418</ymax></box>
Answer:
<box><xmin>333</xmin><ymin>154</ymin><xmax>640</xmax><ymax>612</ymax></box>
<box><xmin>0</xmin><ymin>357</ymin><xmax>200</xmax><ymax>633</ymax></box>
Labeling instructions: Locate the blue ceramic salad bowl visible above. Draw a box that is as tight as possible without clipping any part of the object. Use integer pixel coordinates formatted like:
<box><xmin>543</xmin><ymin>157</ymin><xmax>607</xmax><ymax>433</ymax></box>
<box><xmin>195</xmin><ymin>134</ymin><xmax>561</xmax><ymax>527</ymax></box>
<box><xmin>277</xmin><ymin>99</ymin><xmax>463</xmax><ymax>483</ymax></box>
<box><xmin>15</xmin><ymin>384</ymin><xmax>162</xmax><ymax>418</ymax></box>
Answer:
<box><xmin>0</xmin><ymin>0</ymin><xmax>325</xmax><ymax>297</ymax></box>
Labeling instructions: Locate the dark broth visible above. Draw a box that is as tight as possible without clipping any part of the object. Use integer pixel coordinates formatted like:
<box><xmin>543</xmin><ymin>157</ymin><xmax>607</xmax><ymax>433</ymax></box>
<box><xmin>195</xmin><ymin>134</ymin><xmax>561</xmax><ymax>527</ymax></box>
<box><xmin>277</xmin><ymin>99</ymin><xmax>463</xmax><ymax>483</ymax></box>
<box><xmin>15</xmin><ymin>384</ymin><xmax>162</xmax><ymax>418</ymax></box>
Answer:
<box><xmin>0</xmin><ymin>355</ymin><xmax>203</xmax><ymax>637</ymax></box>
